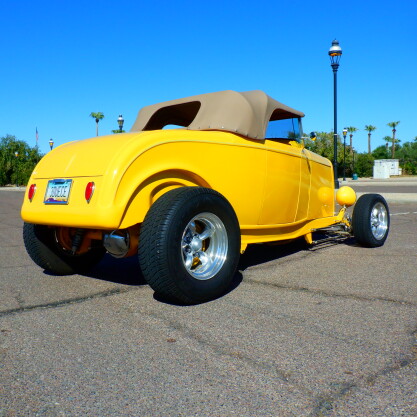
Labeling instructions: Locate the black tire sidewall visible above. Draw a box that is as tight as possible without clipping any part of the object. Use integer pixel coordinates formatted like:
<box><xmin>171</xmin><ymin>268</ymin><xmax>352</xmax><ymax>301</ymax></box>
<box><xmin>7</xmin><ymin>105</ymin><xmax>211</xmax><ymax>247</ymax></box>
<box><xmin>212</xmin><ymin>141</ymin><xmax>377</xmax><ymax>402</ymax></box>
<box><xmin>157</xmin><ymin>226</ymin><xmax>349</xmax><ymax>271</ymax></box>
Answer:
<box><xmin>167</xmin><ymin>192</ymin><xmax>240</xmax><ymax>301</ymax></box>
<box><xmin>352</xmin><ymin>194</ymin><xmax>390</xmax><ymax>247</ymax></box>
<box><xmin>139</xmin><ymin>188</ymin><xmax>241</xmax><ymax>303</ymax></box>
<box><xmin>23</xmin><ymin>223</ymin><xmax>105</xmax><ymax>275</ymax></box>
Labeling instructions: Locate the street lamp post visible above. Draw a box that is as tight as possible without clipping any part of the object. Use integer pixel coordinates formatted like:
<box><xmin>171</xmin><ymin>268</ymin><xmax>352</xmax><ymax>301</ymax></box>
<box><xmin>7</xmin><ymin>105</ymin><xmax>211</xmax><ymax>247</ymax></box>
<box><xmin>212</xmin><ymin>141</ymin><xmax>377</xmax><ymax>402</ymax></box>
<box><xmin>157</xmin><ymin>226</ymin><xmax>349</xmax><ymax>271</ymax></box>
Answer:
<box><xmin>49</xmin><ymin>139</ymin><xmax>54</xmax><ymax>150</ymax></box>
<box><xmin>328</xmin><ymin>39</ymin><xmax>343</xmax><ymax>189</ymax></box>
<box><xmin>342</xmin><ymin>127</ymin><xmax>347</xmax><ymax>181</ymax></box>
<box><xmin>352</xmin><ymin>148</ymin><xmax>356</xmax><ymax>177</ymax></box>
<box><xmin>15</xmin><ymin>152</ymin><xmax>19</xmax><ymax>186</ymax></box>
<box><xmin>118</xmin><ymin>114</ymin><xmax>124</xmax><ymax>133</ymax></box>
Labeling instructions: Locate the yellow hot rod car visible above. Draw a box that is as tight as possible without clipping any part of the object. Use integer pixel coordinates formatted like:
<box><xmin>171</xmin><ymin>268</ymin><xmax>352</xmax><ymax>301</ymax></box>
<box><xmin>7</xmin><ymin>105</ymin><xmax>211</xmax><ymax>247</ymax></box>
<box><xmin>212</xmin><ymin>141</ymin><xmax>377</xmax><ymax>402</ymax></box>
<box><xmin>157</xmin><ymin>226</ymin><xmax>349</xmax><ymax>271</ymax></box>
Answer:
<box><xmin>21</xmin><ymin>90</ymin><xmax>389</xmax><ymax>303</ymax></box>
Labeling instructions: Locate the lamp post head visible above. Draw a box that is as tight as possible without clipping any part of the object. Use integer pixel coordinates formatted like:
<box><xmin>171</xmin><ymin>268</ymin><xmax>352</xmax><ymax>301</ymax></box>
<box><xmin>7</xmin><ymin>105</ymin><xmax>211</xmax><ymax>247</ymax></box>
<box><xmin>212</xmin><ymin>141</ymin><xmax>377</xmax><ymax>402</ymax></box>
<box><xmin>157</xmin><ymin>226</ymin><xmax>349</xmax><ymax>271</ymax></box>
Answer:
<box><xmin>49</xmin><ymin>139</ymin><xmax>54</xmax><ymax>150</ymax></box>
<box><xmin>329</xmin><ymin>39</ymin><xmax>342</xmax><ymax>68</ymax></box>
<box><xmin>117</xmin><ymin>114</ymin><xmax>124</xmax><ymax>131</ymax></box>
<box><xmin>342</xmin><ymin>128</ymin><xmax>348</xmax><ymax>137</ymax></box>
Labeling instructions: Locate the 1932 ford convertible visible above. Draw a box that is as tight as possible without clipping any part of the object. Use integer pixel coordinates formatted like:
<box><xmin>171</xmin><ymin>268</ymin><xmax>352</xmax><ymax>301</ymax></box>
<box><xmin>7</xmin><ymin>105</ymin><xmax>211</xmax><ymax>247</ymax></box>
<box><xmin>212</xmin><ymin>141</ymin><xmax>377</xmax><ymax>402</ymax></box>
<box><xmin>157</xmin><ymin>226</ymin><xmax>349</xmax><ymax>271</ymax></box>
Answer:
<box><xmin>21</xmin><ymin>90</ymin><xmax>390</xmax><ymax>303</ymax></box>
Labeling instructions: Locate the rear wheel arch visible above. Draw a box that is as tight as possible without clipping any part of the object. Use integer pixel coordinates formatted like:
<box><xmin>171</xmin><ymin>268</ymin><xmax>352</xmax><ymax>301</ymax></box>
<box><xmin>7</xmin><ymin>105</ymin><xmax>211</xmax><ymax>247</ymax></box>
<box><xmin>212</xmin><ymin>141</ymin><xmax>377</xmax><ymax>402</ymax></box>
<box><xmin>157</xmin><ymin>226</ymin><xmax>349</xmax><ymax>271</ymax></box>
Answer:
<box><xmin>118</xmin><ymin>170</ymin><xmax>211</xmax><ymax>229</ymax></box>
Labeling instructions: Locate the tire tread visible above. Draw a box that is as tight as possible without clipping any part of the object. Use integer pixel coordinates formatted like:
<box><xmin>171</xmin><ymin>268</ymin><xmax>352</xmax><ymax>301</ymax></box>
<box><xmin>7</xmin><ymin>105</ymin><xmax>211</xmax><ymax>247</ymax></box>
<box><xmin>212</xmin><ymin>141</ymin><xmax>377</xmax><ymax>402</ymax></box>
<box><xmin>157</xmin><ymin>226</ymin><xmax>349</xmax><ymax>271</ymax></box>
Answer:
<box><xmin>139</xmin><ymin>187</ymin><xmax>240</xmax><ymax>303</ymax></box>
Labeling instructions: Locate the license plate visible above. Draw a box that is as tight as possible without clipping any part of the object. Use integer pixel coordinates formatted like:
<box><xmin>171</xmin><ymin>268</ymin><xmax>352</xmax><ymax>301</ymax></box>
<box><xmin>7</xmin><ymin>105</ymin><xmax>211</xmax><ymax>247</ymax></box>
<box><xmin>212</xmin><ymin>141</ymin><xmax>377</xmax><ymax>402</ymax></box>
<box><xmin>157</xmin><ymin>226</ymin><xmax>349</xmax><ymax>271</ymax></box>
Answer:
<box><xmin>44</xmin><ymin>179</ymin><xmax>73</xmax><ymax>204</ymax></box>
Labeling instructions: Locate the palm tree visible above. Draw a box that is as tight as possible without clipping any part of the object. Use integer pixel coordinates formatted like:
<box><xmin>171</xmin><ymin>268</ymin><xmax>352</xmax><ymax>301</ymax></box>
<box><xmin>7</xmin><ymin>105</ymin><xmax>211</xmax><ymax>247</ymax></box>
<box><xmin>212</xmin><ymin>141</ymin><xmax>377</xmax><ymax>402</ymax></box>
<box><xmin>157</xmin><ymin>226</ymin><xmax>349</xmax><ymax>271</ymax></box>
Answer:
<box><xmin>90</xmin><ymin>112</ymin><xmax>105</xmax><ymax>136</ymax></box>
<box><xmin>364</xmin><ymin>125</ymin><xmax>377</xmax><ymax>154</ymax></box>
<box><xmin>382</xmin><ymin>136</ymin><xmax>391</xmax><ymax>153</ymax></box>
<box><xmin>387</xmin><ymin>121</ymin><xmax>400</xmax><ymax>158</ymax></box>
<box><xmin>379</xmin><ymin>135</ymin><xmax>394</xmax><ymax>158</ymax></box>
<box><xmin>346</xmin><ymin>126</ymin><xmax>358</xmax><ymax>151</ymax></box>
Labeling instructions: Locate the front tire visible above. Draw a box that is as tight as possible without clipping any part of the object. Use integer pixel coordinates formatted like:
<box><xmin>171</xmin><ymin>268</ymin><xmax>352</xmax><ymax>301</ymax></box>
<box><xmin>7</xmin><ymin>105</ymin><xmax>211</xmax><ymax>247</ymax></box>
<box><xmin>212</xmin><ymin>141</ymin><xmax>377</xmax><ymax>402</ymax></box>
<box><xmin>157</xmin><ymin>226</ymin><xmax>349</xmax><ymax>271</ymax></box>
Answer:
<box><xmin>352</xmin><ymin>194</ymin><xmax>390</xmax><ymax>247</ymax></box>
<box><xmin>23</xmin><ymin>223</ymin><xmax>105</xmax><ymax>275</ymax></box>
<box><xmin>138</xmin><ymin>187</ymin><xmax>241</xmax><ymax>304</ymax></box>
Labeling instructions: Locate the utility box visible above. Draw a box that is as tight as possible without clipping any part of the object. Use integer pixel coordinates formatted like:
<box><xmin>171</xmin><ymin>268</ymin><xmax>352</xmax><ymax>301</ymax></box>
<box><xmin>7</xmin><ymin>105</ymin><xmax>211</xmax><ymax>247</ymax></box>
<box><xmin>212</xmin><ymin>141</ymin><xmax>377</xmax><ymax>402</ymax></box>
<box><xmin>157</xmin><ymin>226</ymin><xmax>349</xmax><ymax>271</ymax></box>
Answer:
<box><xmin>373</xmin><ymin>159</ymin><xmax>400</xmax><ymax>179</ymax></box>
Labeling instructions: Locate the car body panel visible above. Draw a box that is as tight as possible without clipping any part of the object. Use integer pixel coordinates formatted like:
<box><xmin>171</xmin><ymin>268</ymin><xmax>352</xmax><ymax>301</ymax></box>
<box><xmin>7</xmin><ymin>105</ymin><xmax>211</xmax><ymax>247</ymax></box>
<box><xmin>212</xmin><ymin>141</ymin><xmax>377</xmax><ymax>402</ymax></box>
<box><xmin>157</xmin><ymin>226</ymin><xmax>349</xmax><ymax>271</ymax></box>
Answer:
<box><xmin>261</xmin><ymin>139</ymin><xmax>308</xmax><ymax>224</ymax></box>
<box><xmin>22</xmin><ymin>130</ymin><xmax>267</xmax><ymax>229</ymax></box>
<box><xmin>21</xmin><ymin>90</ymin><xmax>341</xmax><ymax>253</ymax></box>
<box><xmin>22</xmin><ymin>126</ymin><xmax>336</xmax><ymax>249</ymax></box>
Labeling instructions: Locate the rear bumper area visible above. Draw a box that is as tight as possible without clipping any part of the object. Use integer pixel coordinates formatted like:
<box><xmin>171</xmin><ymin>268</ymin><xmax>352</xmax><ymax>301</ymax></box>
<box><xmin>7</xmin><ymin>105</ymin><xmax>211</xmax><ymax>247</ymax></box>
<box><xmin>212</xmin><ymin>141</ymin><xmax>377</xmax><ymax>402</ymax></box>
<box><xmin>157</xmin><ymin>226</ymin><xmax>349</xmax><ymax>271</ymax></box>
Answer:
<box><xmin>21</xmin><ymin>176</ymin><xmax>121</xmax><ymax>229</ymax></box>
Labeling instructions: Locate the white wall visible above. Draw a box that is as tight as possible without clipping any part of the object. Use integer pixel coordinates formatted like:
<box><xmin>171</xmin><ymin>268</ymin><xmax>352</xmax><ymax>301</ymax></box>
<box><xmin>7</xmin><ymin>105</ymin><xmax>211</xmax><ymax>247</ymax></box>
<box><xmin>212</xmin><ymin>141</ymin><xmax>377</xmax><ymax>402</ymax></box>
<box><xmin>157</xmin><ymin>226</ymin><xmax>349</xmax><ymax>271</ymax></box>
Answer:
<box><xmin>373</xmin><ymin>159</ymin><xmax>401</xmax><ymax>178</ymax></box>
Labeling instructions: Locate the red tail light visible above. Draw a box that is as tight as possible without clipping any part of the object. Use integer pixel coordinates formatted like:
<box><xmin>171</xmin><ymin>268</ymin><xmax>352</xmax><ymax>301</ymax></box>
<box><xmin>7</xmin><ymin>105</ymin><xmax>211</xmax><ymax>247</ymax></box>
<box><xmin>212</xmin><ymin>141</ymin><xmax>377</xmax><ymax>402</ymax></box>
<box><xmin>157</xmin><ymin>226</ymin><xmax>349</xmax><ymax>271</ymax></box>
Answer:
<box><xmin>28</xmin><ymin>184</ymin><xmax>36</xmax><ymax>201</ymax></box>
<box><xmin>85</xmin><ymin>182</ymin><xmax>95</xmax><ymax>203</ymax></box>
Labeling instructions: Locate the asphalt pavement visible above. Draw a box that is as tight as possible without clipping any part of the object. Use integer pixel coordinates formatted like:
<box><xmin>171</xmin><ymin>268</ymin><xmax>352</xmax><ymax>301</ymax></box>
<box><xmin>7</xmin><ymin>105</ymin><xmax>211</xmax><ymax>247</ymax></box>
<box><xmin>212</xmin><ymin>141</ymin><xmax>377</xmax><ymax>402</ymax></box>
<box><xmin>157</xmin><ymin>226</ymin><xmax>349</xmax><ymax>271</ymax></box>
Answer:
<box><xmin>0</xmin><ymin>187</ymin><xmax>416</xmax><ymax>417</ymax></box>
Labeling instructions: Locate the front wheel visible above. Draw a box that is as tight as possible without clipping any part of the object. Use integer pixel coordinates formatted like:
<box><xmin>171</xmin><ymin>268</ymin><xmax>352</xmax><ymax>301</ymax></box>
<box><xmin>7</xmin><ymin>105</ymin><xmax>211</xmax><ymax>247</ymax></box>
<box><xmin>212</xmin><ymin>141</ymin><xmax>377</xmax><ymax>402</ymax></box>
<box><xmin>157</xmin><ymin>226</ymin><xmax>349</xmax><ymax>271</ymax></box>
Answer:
<box><xmin>138</xmin><ymin>187</ymin><xmax>241</xmax><ymax>304</ymax></box>
<box><xmin>352</xmin><ymin>194</ymin><xmax>390</xmax><ymax>247</ymax></box>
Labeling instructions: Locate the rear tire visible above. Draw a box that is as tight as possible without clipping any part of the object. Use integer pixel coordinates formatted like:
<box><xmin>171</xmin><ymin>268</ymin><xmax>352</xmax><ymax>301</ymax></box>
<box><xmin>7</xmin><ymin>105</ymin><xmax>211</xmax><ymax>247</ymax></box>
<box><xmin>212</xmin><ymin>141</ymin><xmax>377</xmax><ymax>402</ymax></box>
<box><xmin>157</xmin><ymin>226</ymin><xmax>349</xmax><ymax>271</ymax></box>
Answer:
<box><xmin>352</xmin><ymin>194</ymin><xmax>390</xmax><ymax>247</ymax></box>
<box><xmin>138</xmin><ymin>187</ymin><xmax>241</xmax><ymax>304</ymax></box>
<box><xmin>23</xmin><ymin>223</ymin><xmax>105</xmax><ymax>275</ymax></box>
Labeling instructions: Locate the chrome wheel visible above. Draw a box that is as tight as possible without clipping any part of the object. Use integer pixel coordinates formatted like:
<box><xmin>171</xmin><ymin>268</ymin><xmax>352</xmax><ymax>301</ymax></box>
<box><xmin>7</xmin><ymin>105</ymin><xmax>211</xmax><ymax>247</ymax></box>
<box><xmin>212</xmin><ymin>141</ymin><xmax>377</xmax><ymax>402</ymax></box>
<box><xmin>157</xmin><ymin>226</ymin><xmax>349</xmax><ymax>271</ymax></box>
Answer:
<box><xmin>181</xmin><ymin>212</ymin><xmax>228</xmax><ymax>280</ymax></box>
<box><xmin>352</xmin><ymin>194</ymin><xmax>390</xmax><ymax>248</ymax></box>
<box><xmin>370</xmin><ymin>202</ymin><xmax>389</xmax><ymax>240</ymax></box>
<box><xmin>139</xmin><ymin>187</ymin><xmax>240</xmax><ymax>304</ymax></box>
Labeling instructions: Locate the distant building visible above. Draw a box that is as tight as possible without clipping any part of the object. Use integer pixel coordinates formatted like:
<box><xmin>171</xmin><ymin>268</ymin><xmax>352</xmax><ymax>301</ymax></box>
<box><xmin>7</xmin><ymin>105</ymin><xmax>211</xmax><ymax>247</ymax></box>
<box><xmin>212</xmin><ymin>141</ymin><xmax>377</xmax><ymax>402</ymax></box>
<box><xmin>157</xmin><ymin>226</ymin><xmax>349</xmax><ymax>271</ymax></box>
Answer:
<box><xmin>373</xmin><ymin>159</ymin><xmax>401</xmax><ymax>179</ymax></box>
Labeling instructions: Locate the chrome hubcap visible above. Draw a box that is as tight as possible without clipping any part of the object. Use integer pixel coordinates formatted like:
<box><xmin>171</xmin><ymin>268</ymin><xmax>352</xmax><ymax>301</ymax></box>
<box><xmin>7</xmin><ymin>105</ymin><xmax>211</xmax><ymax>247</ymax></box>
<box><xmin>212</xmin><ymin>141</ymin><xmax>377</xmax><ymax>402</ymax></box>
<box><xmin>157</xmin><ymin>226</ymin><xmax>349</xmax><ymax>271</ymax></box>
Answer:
<box><xmin>181</xmin><ymin>212</ymin><xmax>228</xmax><ymax>280</ymax></box>
<box><xmin>370</xmin><ymin>202</ymin><xmax>388</xmax><ymax>240</ymax></box>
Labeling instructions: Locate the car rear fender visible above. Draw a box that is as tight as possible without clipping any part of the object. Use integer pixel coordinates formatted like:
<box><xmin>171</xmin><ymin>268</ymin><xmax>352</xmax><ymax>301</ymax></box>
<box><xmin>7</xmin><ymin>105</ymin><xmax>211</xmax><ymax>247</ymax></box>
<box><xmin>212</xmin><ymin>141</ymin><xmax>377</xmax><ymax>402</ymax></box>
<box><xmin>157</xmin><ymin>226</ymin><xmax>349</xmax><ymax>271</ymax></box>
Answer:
<box><xmin>118</xmin><ymin>169</ymin><xmax>211</xmax><ymax>229</ymax></box>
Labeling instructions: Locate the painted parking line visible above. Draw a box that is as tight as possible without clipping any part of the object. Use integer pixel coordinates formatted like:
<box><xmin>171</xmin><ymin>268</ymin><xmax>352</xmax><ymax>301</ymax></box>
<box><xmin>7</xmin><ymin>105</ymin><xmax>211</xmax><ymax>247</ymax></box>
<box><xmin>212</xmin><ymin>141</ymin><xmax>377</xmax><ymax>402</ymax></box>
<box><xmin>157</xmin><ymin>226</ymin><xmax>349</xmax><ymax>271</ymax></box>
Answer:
<box><xmin>390</xmin><ymin>212</ymin><xmax>417</xmax><ymax>216</ymax></box>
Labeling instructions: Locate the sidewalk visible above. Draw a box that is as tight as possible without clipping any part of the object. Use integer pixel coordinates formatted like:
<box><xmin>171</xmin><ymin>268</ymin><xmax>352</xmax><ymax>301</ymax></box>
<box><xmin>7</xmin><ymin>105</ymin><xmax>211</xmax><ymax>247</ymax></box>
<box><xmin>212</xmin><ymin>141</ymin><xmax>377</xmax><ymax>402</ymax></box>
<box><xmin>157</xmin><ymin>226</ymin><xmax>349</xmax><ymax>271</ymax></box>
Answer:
<box><xmin>0</xmin><ymin>186</ymin><xmax>26</xmax><ymax>191</ymax></box>
<box><xmin>342</xmin><ymin>176</ymin><xmax>417</xmax><ymax>187</ymax></box>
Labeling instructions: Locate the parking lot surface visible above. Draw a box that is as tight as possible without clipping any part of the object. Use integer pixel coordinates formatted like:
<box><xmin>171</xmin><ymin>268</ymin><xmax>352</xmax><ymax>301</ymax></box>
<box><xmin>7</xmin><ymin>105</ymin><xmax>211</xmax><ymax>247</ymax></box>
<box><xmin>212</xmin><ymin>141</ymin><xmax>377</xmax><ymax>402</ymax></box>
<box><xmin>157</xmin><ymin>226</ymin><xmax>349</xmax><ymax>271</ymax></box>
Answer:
<box><xmin>1</xmin><ymin>189</ymin><xmax>416</xmax><ymax>416</ymax></box>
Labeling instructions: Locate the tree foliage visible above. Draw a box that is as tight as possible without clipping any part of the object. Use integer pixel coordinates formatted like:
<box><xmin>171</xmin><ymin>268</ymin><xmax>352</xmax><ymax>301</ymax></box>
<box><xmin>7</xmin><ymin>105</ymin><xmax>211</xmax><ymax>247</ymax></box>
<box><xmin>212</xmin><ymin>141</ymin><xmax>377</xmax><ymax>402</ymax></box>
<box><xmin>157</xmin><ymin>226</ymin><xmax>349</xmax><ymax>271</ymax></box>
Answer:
<box><xmin>355</xmin><ymin>153</ymin><xmax>374</xmax><ymax>177</ymax></box>
<box><xmin>306</xmin><ymin>130</ymin><xmax>417</xmax><ymax>177</ymax></box>
<box><xmin>372</xmin><ymin>145</ymin><xmax>390</xmax><ymax>160</ymax></box>
<box><xmin>387</xmin><ymin>121</ymin><xmax>400</xmax><ymax>130</ymax></box>
<box><xmin>304</xmin><ymin>131</ymin><xmax>354</xmax><ymax>176</ymax></box>
<box><xmin>0</xmin><ymin>135</ymin><xmax>43</xmax><ymax>186</ymax></box>
<box><xmin>395</xmin><ymin>140</ymin><xmax>417</xmax><ymax>174</ymax></box>
<box><xmin>372</xmin><ymin>134</ymin><xmax>417</xmax><ymax>175</ymax></box>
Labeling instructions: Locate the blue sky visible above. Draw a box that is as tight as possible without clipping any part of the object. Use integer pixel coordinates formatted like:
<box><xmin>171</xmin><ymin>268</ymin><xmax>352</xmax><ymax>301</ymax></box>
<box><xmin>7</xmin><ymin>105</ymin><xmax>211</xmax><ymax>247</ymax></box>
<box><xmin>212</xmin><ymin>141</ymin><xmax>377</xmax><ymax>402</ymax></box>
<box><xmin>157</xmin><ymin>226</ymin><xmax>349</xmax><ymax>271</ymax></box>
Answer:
<box><xmin>2</xmin><ymin>0</ymin><xmax>416</xmax><ymax>155</ymax></box>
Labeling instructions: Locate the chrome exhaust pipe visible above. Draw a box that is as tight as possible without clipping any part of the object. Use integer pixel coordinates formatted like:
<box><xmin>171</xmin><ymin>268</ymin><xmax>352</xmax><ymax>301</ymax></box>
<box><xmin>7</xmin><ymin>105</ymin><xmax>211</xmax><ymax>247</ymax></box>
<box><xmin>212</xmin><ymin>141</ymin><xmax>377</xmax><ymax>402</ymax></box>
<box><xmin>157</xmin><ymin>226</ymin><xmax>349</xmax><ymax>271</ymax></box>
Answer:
<box><xmin>103</xmin><ymin>230</ymin><xmax>130</xmax><ymax>258</ymax></box>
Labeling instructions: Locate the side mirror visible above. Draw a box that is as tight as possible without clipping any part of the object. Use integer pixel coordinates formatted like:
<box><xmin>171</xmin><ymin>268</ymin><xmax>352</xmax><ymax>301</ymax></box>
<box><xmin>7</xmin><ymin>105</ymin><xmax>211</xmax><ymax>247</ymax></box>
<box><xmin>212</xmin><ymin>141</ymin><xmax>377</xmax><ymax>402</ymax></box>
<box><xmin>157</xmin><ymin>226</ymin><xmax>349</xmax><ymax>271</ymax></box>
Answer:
<box><xmin>310</xmin><ymin>132</ymin><xmax>317</xmax><ymax>141</ymax></box>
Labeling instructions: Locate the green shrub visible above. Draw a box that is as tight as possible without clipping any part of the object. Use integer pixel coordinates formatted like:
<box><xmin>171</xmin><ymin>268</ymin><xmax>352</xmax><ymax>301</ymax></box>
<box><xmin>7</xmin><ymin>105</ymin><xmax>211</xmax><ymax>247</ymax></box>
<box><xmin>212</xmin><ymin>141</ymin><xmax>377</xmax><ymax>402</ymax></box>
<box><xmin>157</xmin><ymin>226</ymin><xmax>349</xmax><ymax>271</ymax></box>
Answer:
<box><xmin>0</xmin><ymin>135</ymin><xmax>43</xmax><ymax>186</ymax></box>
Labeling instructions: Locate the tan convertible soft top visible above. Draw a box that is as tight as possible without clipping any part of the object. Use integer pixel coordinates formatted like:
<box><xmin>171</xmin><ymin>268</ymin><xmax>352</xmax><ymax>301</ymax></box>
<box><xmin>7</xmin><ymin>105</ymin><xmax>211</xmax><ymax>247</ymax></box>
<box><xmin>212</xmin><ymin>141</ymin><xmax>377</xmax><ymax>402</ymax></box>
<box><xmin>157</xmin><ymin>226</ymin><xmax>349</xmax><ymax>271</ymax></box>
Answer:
<box><xmin>130</xmin><ymin>90</ymin><xmax>304</xmax><ymax>140</ymax></box>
